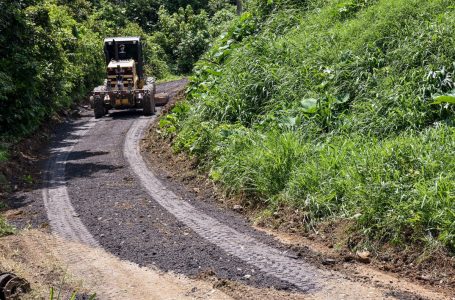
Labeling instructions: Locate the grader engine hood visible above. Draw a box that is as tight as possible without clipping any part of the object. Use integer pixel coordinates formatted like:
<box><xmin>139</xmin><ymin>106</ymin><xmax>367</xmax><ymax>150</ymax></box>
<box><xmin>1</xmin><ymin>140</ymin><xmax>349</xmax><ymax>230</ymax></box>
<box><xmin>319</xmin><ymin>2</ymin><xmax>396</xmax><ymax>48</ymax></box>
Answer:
<box><xmin>107</xmin><ymin>59</ymin><xmax>136</xmax><ymax>91</ymax></box>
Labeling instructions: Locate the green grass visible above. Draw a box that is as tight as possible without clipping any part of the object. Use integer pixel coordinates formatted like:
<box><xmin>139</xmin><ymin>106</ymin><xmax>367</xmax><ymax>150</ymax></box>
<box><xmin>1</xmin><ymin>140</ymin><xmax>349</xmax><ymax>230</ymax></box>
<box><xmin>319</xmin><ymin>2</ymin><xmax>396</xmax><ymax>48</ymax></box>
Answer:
<box><xmin>0</xmin><ymin>192</ymin><xmax>13</xmax><ymax>236</ymax></box>
<box><xmin>157</xmin><ymin>74</ymin><xmax>186</xmax><ymax>84</ymax></box>
<box><xmin>0</xmin><ymin>215</ymin><xmax>14</xmax><ymax>237</ymax></box>
<box><xmin>0</xmin><ymin>143</ymin><xmax>13</xmax><ymax>237</ymax></box>
<box><xmin>0</xmin><ymin>145</ymin><xmax>8</xmax><ymax>163</ymax></box>
<box><xmin>163</xmin><ymin>0</ymin><xmax>455</xmax><ymax>253</ymax></box>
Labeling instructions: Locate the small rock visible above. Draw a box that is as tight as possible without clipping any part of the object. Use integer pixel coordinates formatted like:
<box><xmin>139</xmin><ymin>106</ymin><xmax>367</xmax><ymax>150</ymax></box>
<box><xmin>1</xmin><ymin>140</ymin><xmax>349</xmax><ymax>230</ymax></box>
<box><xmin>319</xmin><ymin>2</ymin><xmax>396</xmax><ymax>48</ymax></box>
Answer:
<box><xmin>70</xmin><ymin>109</ymin><xmax>80</xmax><ymax>117</ymax></box>
<box><xmin>284</xmin><ymin>252</ymin><xmax>299</xmax><ymax>259</ymax></box>
<box><xmin>356</xmin><ymin>250</ymin><xmax>371</xmax><ymax>263</ymax></box>
<box><xmin>322</xmin><ymin>258</ymin><xmax>337</xmax><ymax>265</ymax></box>
<box><xmin>244</xmin><ymin>274</ymin><xmax>251</xmax><ymax>279</ymax></box>
<box><xmin>233</xmin><ymin>205</ymin><xmax>243</xmax><ymax>211</ymax></box>
<box><xmin>417</xmin><ymin>275</ymin><xmax>432</xmax><ymax>281</ymax></box>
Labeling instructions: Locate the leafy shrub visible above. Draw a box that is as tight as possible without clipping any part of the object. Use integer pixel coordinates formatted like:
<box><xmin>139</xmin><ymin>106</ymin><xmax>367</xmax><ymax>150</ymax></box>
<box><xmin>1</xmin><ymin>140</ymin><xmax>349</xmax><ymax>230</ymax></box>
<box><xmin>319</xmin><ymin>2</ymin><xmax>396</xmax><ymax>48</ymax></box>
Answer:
<box><xmin>153</xmin><ymin>6</ymin><xmax>212</xmax><ymax>73</ymax></box>
<box><xmin>0</xmin><ymin>0</ymin><xmax>105</xmax><ymax>139</ymax></box>
<box><xmin>167</xmin><ymin>0</ymin><xmax>455</xmax><ymax>252</ymax></box>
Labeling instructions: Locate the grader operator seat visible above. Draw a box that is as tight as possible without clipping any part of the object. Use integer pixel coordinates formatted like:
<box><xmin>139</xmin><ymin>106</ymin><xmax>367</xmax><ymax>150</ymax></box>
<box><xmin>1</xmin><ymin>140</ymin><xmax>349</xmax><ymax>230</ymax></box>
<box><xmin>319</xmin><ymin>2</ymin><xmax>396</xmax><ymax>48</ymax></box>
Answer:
<box><xmin>103</xmin><ymin>37</ymin><xmax>145</xmax><ymax>84</ymax></box>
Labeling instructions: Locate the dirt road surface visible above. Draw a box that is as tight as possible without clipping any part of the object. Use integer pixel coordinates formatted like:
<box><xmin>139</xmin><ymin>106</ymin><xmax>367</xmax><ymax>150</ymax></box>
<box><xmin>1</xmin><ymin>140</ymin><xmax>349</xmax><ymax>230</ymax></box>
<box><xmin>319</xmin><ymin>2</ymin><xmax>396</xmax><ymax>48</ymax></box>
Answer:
<box><xmin>3</xmin><ymin>80</ymin><xmax>452</xmax><ymax>299</ymax></box>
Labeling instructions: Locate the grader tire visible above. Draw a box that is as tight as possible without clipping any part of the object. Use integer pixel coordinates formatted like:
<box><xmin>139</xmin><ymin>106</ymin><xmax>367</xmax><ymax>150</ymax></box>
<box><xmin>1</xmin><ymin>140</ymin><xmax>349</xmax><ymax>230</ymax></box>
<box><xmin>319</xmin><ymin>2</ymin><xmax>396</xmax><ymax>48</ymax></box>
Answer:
<box><xmin>142</xmin><ymin>94</ymin><xmax>155</xmax><ymax>116</ymax></box>
<box><xmin>94</xmin><ymin>97</ymin><xmax>105</xmax><ymax>119</ymax></box>
<box><xmin>0</xmin><ymin>273</ymin><xmax>30</xmax><ymax>300</ymax></box>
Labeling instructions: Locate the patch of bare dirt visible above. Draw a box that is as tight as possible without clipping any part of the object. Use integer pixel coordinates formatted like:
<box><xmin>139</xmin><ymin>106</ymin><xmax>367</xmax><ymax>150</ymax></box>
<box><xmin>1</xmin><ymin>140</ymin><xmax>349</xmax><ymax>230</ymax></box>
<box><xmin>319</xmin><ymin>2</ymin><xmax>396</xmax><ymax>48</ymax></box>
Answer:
<box><xmin>256</xmin><ymin>206</ymin><xmax>455</xmax><ymax>297</ymax></box>
<box><xmin>0</xmin><ymin>127</ymin><xmax>50</xmax><ymax>198</ymax></box>
<box><xmin>141</xmin><ymin>99</ymin><xmax>455</xmax><ymax>299</ymax></box>
<box><xmin>191</xmin><ymin>270</ymin><xmax>310</xmax><ymax>300</ymax></box>
<box><xmin>0</xmin><ymin>230</ymin><xmax>91</xmax><ymax>299</ymax></box>
<box><xmin>254</xmin><ymin>226</ymin><xmax>452</xmax><ymax>300</ymax></box>
<box><xmin>0</xmin><ymin>230</ymin><xmax>234</xmax><ymax>299</ymax></box>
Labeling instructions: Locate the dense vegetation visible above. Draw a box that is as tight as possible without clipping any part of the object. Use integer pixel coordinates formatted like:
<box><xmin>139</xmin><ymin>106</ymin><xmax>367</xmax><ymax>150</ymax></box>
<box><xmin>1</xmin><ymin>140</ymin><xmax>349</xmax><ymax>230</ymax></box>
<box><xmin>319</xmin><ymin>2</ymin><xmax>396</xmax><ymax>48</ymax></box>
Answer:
<box><xmin>162</xmin><ymin>0</ymin><xmax>455</xmax><ymax>252</ymax></box>
<box><xmin>0</xmin><ymin>0</ymin><xmax>235</xmax><ymax>143</ymax></box>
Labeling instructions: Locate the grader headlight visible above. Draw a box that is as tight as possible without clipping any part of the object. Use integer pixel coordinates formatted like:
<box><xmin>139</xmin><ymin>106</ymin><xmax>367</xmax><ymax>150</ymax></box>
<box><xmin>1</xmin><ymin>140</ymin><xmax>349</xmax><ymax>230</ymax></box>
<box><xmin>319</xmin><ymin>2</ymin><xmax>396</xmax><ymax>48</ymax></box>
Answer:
<box><xmin>104</xmin><ymin>94</ymin><xmax>110</xmax><ymax>104</ymax></box>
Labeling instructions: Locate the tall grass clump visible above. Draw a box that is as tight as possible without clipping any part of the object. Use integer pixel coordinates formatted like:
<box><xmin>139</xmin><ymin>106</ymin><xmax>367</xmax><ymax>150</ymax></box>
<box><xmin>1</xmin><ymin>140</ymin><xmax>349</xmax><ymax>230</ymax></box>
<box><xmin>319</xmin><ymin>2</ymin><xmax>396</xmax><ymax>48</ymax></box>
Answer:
<box><xmin>0</xmin><ymin>214</ymin><xmax>14</xmax><ymax>237</ymax></box>
<box><xmin>0</xmin><ymin>146</ymin><xmax>8</xmax><ymax>163</ymax></box>
<box><xmin>162</xmin><ymin>0</ymin><xmax>455</xmax><ymax>252</ymax></box>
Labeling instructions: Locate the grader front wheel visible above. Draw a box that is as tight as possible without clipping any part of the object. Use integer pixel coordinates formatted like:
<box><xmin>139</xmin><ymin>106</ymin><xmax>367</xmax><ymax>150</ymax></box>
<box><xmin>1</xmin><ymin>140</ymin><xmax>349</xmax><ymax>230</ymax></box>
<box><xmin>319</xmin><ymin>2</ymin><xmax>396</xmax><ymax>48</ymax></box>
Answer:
<box><xmin>142</xmin><ymin>94</ymin><xmax>155</xmax><ymax>116</ymax></box>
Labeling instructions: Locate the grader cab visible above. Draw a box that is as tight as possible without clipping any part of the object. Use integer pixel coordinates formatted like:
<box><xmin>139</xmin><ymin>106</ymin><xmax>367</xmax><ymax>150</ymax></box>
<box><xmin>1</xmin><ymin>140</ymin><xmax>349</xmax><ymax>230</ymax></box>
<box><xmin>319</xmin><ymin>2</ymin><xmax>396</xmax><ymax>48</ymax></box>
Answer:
<box><xmin>90</xmin><ymin>36</ymin><xmax>156</xmax><ymax>118</ymax></box>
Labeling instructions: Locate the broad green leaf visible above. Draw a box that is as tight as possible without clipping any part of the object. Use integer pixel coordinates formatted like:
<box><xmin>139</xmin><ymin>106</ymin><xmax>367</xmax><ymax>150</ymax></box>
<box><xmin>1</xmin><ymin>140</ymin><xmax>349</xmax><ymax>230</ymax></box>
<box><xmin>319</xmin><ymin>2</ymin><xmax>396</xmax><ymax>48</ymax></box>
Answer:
<box><xmin>301</xmin><ymin>98</ymin><xmax>318</xmax><ymax>113</ymax></box>
<box><xmin>432</xmin><ymin>95</ymin><xmax>455</xmax><ymax>104</ymax></box>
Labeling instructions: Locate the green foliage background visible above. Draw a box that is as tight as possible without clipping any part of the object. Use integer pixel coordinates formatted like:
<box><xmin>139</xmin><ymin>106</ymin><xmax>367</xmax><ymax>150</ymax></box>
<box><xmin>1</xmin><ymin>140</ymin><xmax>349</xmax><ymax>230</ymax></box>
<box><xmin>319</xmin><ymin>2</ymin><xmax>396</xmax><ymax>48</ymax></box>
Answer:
<box><xmin>0</xmin><ymin>0</ymin><xmax>235</xmax><ymax>141</ymax></box>
<box><xmin>163</xmin><ymin>0</ymin><xmax>455</xmax><ymax>252</ymax></box>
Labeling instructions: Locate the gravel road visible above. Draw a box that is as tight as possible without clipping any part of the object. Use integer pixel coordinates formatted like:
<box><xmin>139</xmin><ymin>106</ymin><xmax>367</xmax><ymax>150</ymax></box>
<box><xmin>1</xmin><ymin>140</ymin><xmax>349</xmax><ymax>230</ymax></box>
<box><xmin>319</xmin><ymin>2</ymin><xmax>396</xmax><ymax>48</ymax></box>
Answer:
<box><xmin>12</xmin><ymin>79</ymin><xmax>447</xmax><ymax>300</ymax></box>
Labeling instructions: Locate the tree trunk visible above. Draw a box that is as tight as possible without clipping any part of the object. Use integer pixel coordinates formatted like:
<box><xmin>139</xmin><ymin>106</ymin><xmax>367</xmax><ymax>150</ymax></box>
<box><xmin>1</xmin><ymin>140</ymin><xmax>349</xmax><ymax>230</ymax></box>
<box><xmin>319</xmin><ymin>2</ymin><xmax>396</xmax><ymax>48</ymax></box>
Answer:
<box><xmin>236</xmin><ymin>0</ymin><xmax>243</xmax><ymax>15</ymax></box>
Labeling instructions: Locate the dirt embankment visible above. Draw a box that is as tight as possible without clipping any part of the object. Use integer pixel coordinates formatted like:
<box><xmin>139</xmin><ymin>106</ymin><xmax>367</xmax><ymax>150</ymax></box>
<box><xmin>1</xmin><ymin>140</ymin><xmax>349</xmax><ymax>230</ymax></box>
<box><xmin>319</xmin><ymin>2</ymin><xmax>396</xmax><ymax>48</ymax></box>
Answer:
<box><xmin>142</xmin><ymin>92</ymin><xmax>455</xmax><ymax>299</ymax></box>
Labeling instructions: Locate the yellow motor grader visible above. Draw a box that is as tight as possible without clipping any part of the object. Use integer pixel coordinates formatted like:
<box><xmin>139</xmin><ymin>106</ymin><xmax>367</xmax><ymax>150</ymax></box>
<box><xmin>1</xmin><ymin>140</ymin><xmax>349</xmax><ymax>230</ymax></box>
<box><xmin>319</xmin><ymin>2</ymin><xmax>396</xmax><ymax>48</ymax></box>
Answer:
<box><xmin>90</xmin><ymin>37</ymin><xmax>156</xmax><ymax>118</ymax></box>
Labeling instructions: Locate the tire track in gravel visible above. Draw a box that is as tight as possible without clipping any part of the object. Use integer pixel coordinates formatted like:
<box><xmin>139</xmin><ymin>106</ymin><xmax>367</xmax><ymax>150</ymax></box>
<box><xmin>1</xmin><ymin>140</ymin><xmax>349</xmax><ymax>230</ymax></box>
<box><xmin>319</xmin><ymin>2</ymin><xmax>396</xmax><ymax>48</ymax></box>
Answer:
<box><xmin>41</xmin><ymin>79</ymin><xmax>186</xmax><ymax>247</ymax></box>
<box><xmin>125</xmin><ymin>118</ymin><xmax>324</xmax><ymax>292</ymax></box>
<box><xmin>42</xmin><ymin>120</ymin><xmax>99</xmax><ymax>247</ymax></box>
<box><xmin>125</xmin><ymin>118</ymin><xmax>422</xmax><ymax>299</ymax></box>
<box><xmin>39</xmin><ymin>109</ymin><xmax>232</xmax><ymax>298</ymax></box>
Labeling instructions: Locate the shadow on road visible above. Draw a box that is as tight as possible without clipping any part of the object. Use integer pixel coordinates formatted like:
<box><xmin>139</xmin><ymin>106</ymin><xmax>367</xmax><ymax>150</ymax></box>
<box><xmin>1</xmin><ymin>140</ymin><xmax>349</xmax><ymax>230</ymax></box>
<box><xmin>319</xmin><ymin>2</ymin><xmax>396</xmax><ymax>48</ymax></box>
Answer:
<box><xmin>106</xmin><ymin>110</ymin><xmax>147</xmax><ymax>120</ymax></box>
<box><xmin>64</xmin><ymin>162</ymin><xmax>123</xmax><ymax>182</ymax></box>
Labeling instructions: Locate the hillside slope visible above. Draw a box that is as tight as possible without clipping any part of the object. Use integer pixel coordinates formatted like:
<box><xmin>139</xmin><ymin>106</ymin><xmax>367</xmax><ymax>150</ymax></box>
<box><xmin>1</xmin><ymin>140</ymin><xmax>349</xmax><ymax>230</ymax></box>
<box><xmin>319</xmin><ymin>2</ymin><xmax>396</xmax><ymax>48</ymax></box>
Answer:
<box><xmin>162</xmin><ymin>0</ymin><xmax>455</xmax><ymax>254</ymax></box>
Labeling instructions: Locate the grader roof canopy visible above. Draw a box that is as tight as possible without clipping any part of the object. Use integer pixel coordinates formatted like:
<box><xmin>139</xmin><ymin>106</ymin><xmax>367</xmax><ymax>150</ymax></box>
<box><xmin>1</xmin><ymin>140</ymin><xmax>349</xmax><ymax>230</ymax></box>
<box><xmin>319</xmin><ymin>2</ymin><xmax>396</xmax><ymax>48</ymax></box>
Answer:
<box><xmin>103</xmin><ymin>36</ymin><xmax>144</xmax><ymax>80</ymax></box>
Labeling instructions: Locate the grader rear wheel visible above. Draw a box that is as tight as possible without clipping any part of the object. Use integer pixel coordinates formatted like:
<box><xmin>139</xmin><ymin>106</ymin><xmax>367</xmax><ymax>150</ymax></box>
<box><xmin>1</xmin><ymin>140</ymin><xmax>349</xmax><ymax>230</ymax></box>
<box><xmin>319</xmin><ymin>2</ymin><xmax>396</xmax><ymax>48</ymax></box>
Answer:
<box><xmin>94</xmin><ymin>97</ymin><xmax>105</xmax><ymax>119</ymax></box>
